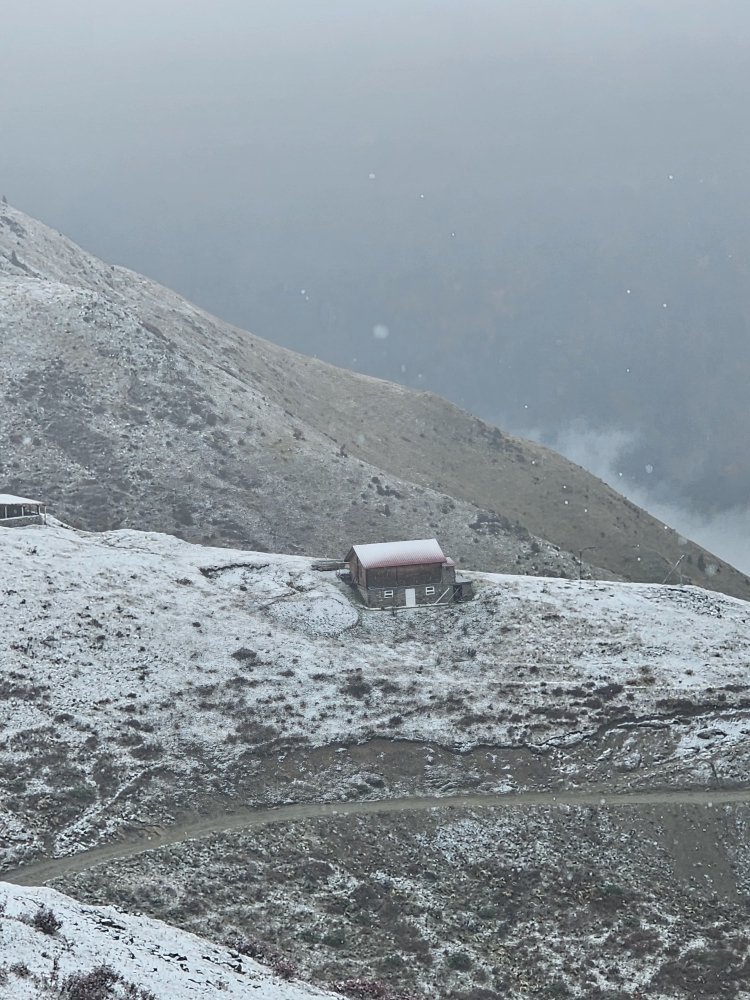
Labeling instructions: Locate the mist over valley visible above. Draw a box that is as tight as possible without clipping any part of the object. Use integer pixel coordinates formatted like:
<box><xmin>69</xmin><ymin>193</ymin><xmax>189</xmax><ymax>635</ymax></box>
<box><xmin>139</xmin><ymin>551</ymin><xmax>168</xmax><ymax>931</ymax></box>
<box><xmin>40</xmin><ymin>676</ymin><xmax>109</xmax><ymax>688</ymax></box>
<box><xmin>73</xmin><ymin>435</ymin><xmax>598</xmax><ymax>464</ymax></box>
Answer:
<box><xmin>3</xmin><ymin>4</ymin><xmax>750</xmax><ymax>998</ymax></box>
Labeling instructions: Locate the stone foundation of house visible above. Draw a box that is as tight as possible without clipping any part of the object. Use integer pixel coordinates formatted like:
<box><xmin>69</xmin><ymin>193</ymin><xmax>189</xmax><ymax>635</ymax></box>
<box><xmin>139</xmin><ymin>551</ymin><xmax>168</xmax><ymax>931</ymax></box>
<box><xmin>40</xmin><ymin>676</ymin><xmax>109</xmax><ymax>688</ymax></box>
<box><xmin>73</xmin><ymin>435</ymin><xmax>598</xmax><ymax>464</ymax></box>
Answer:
<box><xmin>0</xmin><ymin>514</ymin><xmax>46</xmax><ymax>528</ymax></box>
<box><xmin>355</xmin><ymin>579</ymin><xmax>473</xmax><ymax>609</ymax></box>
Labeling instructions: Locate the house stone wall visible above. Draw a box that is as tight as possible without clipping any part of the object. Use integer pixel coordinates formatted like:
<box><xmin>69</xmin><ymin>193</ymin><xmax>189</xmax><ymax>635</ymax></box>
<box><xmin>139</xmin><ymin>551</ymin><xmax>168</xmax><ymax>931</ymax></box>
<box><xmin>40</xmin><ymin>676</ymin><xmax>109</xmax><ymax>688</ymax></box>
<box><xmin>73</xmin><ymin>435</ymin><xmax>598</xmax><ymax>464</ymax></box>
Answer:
<box><xmin>0</xmin><ymin>514</ymin><xmax>45</xmax><ymax>528</ymax></box>
<box><xmin>356</xmin><ymin>582</ymin><xmax>454</xmax><ymax>609</ymax></box>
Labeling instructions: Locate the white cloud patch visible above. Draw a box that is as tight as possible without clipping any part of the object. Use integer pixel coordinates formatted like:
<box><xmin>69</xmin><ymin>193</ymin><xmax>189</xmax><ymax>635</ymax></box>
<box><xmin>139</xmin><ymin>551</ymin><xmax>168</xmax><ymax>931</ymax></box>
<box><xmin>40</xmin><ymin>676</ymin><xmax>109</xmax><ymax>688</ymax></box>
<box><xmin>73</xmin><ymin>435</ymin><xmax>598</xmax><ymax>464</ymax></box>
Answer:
<box><xmin>514</xmin><ymin>421</ymin><xmax>750</xmax><ymax>576</ymax></box>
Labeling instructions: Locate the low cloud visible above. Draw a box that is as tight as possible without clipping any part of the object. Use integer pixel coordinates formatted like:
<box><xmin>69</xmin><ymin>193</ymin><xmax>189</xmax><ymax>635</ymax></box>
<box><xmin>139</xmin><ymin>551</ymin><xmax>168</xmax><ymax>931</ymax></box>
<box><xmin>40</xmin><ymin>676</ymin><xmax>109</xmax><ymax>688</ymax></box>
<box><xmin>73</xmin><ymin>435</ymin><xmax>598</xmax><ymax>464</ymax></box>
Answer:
<box><xmin>515</xmin><ymin>421</ymin><xmax>750</xmax><ymax>576</ymax></box>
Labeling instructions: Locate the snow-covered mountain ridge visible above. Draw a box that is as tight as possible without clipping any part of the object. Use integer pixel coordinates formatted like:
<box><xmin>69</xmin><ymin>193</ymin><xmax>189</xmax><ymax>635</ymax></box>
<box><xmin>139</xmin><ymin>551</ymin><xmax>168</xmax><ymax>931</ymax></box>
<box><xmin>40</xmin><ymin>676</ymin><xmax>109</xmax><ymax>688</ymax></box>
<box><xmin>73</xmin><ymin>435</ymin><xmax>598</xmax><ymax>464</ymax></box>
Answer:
<box><xmin>0</xmin><ymin>880</ymin><xmax>338</xmax><ymax>998</ymax></box>
<box><xmin>2</xmin><ymin>521</ymin><xmax>749</xmax><ymax>875</ymax></box>
<box><xmin>1</xmin><ymin>202</ymin><xmax>747</xmax><ymax>599</ymax></box>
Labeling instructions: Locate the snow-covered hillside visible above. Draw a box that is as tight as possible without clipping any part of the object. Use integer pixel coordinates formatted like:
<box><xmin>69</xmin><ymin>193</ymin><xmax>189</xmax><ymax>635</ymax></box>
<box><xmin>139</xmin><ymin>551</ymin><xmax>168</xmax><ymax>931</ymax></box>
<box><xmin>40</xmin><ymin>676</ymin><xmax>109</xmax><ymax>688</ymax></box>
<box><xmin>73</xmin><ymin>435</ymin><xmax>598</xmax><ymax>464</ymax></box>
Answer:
<box><xmin>2</xmin><ymin>521</ymin><xmax>750</xmax><ymax>872</ymax></box>
<box><xmin>0</xmin><ymin>880</ymin><xmax>339</xmax><ymax>998</ymax></box>
<box><xmin>3</xmin><ymin>202</ymin><xmax>749</xmax><ymax>599</ymax></box>
<box><xmin>0</xmin><ymin>202</ymin><xmax>600</xmax><ymax>585</ymax></box>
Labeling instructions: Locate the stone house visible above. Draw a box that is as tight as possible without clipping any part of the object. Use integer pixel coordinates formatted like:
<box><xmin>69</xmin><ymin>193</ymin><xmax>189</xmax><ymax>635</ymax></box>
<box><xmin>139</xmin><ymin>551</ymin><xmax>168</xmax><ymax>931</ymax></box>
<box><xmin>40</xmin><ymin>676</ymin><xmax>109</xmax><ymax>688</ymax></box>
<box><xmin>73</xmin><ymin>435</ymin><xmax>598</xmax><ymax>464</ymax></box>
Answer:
<box><xmin>0</xmin><ymin>494</ymin><xmax>47</xmax><ymax>527</ymax></box>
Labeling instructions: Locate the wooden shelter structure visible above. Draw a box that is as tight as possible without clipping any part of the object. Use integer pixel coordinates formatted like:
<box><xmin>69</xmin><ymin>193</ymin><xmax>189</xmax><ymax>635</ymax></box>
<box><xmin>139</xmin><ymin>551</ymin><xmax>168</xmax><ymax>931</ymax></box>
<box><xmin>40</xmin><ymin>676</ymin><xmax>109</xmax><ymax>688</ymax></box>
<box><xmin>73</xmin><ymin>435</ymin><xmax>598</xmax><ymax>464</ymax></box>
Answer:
<box><xmin>345</xmin><ymin>538</ymin><xmax>473</xmax><ymax>609</ymax></box>
<box><xmin>0</xmin><ymin>493</ymin><xmax>47</xmax><ymax>527</ymax></box>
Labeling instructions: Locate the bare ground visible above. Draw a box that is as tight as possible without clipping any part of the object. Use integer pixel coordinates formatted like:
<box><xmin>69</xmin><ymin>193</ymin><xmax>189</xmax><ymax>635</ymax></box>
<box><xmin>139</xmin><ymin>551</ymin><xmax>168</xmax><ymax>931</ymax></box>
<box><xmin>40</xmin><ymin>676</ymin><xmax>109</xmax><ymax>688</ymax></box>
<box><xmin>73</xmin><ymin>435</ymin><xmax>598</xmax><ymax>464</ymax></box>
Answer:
<box><xmin>4</xmin><ymin>724</ymin><xmax>750</xmax><ymax>999</ymax></box>
<box><xmin>33</xmin><ymin>789</ymin><xmax>750</xmax><ymax>1000</ymax></box>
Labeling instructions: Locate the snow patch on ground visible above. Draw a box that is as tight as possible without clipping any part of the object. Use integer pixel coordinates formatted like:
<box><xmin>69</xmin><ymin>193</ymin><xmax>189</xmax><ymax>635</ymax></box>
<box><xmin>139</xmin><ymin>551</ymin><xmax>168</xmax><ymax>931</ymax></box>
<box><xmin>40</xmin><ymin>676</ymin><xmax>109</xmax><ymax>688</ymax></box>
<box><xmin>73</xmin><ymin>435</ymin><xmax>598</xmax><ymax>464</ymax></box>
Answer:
<box><xmin>0</xmin><ymin>880</ymin><xmax>339</xmax><ymax>998</ymax></box>
<box><xmin>269</xmin><ymin>592</ymin><xmax>359</xmax><ymax>637</ymax></box>
<box><xmin>1</xmin><ymin>523</ymin><xmax>749</xmax><ymax>869</ymax></box>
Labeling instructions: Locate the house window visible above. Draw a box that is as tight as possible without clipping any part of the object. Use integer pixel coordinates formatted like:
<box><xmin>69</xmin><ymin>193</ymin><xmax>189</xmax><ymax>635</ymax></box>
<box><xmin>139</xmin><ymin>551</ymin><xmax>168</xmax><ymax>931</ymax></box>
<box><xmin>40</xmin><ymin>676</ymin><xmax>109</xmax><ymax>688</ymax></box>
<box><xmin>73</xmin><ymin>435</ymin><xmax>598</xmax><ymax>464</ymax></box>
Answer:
<box><xmin>384</xmin><ymin>590</ymin><xmax>394</xmax><ymax>598</ymax></box>
<box><xmin>425</xmin><ymin>586</ymin><xmax>435</xmax><ymax>595</ymax></box>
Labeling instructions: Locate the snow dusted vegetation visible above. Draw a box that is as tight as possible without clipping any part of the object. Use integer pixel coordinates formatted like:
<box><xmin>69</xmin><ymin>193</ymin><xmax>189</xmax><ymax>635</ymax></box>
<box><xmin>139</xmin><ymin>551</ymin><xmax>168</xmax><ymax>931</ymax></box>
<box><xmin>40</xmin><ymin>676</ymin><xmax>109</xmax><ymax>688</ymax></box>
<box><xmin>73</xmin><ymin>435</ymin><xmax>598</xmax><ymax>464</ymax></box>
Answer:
<box><xmin>3</xmin><ymin>522</ymin><xmax>750</xmax><ymax>997</ymax></box>
<box><xmin>0</xmin><ymin>880</ymin><xmax>339</xmax><ymax>998</ymax></box>
<box><xmin>2</xmin><ymin>520</ymin><xmax>750</xmax><ymax>876</ymax></box>
<box><xmin>53</xmin><ymin>797</ymin><xmax>750</xmax><ymax>999</ymax></box>
<box><xmin>2</xmin><ymin>202</ymin><xmax>748</xmax><ymax>603</ymax></box>
<box><xmin>0</xmin><ymin>203</ymin><xmax>604</xmax><ymax>588</ymax></box>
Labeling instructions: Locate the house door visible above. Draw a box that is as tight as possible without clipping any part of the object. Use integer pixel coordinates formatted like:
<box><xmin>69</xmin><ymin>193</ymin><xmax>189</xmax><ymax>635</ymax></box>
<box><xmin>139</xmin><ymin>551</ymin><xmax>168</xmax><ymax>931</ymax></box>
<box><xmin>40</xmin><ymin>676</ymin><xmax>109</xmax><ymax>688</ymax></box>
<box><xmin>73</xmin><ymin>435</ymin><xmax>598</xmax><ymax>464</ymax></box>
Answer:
<box><xmin>405</xmin><ymin>588</ymin><xmax>416</xmax><ymax>608</ymax></box>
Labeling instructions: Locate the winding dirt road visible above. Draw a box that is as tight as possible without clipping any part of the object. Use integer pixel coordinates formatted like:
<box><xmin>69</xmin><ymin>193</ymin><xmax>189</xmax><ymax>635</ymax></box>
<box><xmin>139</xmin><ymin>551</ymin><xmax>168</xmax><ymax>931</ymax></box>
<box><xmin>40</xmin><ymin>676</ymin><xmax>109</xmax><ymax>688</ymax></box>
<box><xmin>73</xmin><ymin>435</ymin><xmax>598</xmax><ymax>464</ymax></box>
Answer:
<box><xmin>4</xmin><ymin>785</ymin><xmax>748</xmax><ymax>887</ymax></box>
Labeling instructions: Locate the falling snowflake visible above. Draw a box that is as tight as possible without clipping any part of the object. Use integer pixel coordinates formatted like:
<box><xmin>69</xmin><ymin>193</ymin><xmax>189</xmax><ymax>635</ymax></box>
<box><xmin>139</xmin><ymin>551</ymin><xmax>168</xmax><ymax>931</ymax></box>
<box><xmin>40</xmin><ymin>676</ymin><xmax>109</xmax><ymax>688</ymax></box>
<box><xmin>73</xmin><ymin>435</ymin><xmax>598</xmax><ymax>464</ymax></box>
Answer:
<box><xmin>645</xmin><ymin>464</ymin><xmax>653</xmax><ymax>474</ymax></box>
<box><xmin>373</xmin><ymin>324</ymin><xmax>389</xmax><ymax>340</ymax></box>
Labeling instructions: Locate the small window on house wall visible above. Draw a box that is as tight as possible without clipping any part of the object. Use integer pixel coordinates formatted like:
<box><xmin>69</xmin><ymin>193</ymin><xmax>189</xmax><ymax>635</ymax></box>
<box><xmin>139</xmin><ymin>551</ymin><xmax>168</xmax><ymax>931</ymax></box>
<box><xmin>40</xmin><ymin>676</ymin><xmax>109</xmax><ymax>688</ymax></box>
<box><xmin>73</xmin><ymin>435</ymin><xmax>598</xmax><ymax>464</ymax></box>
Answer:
<box><xmin>425</xmin><ymin>586</ymin><xmax>435</xmax><ymax>595</ymax></box>
<box><xmin>384</xmin><ymin>590</ymin><xmax>394</xmax><ymax>598</ymax></box>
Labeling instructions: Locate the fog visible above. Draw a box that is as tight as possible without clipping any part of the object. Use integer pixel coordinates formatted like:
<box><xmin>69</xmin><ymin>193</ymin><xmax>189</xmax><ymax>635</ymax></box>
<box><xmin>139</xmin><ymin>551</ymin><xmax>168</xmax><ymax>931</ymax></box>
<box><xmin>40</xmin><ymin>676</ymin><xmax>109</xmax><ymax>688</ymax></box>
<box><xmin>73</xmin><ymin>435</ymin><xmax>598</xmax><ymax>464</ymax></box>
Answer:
<box><xmin>519</xmin><ymin>422</ymin><xmax>750</xmax><ymax>575</ymax></box>
<box><xmin>3</xmin><ymin>0</ymin><xmax>750</xmax><ymax>561</ymax></box>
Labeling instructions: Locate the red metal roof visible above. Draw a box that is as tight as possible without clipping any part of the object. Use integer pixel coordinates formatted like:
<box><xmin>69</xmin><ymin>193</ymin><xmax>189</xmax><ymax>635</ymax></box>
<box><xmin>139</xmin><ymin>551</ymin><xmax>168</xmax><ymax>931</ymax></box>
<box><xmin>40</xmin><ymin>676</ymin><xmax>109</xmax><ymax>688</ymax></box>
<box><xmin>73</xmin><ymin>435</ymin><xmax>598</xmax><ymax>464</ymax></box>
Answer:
<box><xmin>347</xmin><ymin>539</ymin><xmax>447</xmax><ymax>569</ymax></box>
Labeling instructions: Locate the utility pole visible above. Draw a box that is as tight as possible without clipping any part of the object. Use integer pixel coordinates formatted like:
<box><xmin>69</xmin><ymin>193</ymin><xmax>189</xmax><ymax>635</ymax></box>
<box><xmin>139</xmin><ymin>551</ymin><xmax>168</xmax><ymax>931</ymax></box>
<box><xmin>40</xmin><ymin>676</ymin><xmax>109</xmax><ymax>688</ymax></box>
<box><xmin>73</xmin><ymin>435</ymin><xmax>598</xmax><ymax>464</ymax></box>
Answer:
<box><xmin>662</xmin><ymin>553</ymin><xmax>686</xmax><ymax>586</ymax></box>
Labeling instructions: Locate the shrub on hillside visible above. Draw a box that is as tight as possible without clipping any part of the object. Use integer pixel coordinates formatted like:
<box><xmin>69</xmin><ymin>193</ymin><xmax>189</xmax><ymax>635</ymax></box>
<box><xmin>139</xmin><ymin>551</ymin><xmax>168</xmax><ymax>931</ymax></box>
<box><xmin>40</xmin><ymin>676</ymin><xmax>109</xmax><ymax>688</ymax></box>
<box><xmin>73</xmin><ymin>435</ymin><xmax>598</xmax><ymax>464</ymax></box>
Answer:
<box><xmin>445</xmin><ymin>950</ymin><xmax>472</xmax><ymax>971</ymax></box>
<box><xmin>60</xmin><ymin>964</ymin><xmax>156</xmax><ymax>1000</ymax></box>
<box><xmin>231</xmin><ymin>648</ymin><xmax>257</xmax><ymax>662</ymax></box>
<box><xmin>33</xmin><ymin>905</ymin><xmax>62</xmax><ymax>935</ymax></box>
<box><xmin>225</xmin><ymin>932</ymin><xmax>298</xmax><ymax>980</ymax></box>
<box><xmin>332</xmin><ymin>979</ymin><xmax>422</xmax><ymax>1000</ymax></box>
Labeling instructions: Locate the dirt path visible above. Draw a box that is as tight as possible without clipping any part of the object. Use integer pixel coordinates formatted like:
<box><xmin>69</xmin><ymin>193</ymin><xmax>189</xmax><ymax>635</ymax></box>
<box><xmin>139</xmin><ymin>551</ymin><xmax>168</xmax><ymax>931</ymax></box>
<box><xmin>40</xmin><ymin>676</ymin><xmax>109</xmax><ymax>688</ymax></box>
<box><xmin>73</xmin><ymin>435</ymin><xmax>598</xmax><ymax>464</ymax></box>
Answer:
<box><xmin>5</xmin><ymin>784</ymin><xmax>749</xmax><ymax>887</ymax></box>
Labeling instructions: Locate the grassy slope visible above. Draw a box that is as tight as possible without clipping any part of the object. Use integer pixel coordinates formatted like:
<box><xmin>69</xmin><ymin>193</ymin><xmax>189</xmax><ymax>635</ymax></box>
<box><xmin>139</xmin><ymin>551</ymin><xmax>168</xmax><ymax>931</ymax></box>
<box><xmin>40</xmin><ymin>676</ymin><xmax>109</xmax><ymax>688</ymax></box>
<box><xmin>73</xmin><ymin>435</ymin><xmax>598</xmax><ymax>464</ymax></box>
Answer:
<box><xmin>2</xmin><ymin>203</ymin><xmax>748</xmax><ymax>600</ymax></box>
<box><xmin>194</xmin><ymin>326</ymin><xmax>750</xmax><ymax>600</ymax></box>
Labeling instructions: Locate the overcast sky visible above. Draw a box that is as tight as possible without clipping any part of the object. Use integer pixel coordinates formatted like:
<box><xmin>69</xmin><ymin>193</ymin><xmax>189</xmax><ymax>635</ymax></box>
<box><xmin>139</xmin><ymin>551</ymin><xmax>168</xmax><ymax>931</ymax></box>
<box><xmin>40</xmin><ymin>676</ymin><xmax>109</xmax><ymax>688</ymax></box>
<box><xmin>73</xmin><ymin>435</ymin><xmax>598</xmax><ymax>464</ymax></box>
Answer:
<box><xmin>3</xmin><ymin>0</ymin><xmax>750</xmax><ymax>563</ymax></box>
<box><xmin>4</xmin><ymin>0</ymin><xmax>748</xmax><ymax>284</ymax></box>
